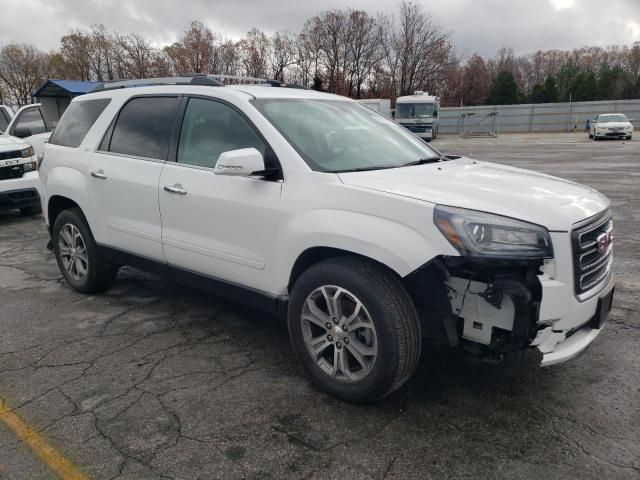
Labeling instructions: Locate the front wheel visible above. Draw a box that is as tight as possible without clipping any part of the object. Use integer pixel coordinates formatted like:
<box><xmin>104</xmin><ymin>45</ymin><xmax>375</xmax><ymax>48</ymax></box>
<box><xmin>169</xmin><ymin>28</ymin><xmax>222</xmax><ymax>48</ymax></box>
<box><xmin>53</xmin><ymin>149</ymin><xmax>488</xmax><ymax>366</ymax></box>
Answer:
<box><xmin>288</xmin><ymin>257</ymin><xmax>421</xmax><ymax>403</ymax></box>
<box><xmin>52</xmin><ymin>208</ymin><xmax>117</xmax><ymax>293</ymax></box>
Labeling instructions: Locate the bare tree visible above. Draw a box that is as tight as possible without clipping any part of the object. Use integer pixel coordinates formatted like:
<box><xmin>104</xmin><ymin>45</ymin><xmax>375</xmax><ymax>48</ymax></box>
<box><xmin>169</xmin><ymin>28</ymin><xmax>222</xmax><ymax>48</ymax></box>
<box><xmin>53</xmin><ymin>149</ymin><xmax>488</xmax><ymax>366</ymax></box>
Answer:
<box><xmin>269</xmin><ymin>31</ymin><xmax>295</xmax><ymax>82</ymax></box>
<box><xmin>0</xmin><ymin>43</ymin><xmax>48</xmax><ymax>106</ymax></box>
<box><xmin>238</xmin><ymin>28</ymin><xmax>270</xmax><ymax>78</ymax></box>
<box><xmin>165</xmin><ymin>21</ymin><xmax>215</xmax><ymax>74</ymax></box>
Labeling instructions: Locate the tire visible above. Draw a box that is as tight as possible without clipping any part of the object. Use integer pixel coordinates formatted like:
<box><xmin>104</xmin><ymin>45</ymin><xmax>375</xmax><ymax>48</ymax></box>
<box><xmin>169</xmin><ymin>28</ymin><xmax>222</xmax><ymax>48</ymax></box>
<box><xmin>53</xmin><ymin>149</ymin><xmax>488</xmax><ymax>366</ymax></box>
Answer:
<box><xmin>626</xmin><ymin>136</ymin><xmax>632</xmax><ymax>140</ymax></box>
<box><xmin>288</xmin><ymin>256</ymin><xmax>421</xmax><ymax>403</ymax></box>
<box><xmin>588</xmin><ymin>133</ymin><xmax>593</xmax><ymax>139</ymax></box>
<box><xmin>52</xmin><ymin>208</ymin><xmax>117</xmax><ymax>293</ymax></box>
<box><xmin>20</xmin><ymin>205</ymin><xmax>42</xmax><ymax>216</ymax></box>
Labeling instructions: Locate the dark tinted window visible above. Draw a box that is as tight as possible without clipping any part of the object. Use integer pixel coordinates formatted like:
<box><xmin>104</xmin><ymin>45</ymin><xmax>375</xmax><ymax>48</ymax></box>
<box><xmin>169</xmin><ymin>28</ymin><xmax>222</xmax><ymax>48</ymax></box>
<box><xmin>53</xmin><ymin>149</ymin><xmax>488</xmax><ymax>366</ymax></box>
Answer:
<box><xmin>177</xmin><ymin>98</ymin><xmax>266</xmax><ymax>168</ymax></box>
<box><xmin>0</xmin><ymin>109</ymin><xmax>9</xmax><ymax>133</ymax></box>
<box><xmin>108</xmin><ymin>97</ymin><xmax>179</xmax><ymax>159</ymax></box>
<box><xmin>49</xmin><ymin>99</ymin><xmax>111</xmax><ymax>148</ymax></box>
<box><xmin>12</xmin><ymin>108</ymin><xmax>47</xmax><ymax>137</ymax></box>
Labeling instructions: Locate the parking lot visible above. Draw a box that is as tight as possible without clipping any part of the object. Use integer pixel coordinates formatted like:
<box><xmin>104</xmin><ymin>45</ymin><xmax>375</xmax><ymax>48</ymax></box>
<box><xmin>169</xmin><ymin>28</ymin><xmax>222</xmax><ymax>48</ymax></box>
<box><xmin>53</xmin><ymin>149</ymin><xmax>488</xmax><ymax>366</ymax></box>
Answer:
<box><xmin>1</xmin><ymin>132</ymin><xmax>638</xmax><ymax>480</ymax></box>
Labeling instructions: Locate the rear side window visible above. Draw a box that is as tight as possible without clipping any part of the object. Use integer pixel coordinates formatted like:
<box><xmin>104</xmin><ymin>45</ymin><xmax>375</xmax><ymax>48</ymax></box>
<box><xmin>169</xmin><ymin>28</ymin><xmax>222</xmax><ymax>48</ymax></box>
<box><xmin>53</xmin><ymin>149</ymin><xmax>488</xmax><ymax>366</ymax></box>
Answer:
<box><xmin>49</xmin><ymin>99</ymin><xmax>111</xmax><ymax>148</ymax></box>
<box><xmin>107</xmin><ymin>97</ymin><xmax>180</xmax><ymax>160</ymax></box>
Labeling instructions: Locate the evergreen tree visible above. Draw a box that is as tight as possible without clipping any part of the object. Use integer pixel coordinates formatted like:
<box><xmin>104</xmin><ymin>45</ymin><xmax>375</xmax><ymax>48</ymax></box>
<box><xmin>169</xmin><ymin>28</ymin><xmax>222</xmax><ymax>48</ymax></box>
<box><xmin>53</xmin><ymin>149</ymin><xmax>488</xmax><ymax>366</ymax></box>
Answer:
<box><xmin>486</xmin><ymin>70</ymin><xmax>520</xmax><ymax>105</ymax></box>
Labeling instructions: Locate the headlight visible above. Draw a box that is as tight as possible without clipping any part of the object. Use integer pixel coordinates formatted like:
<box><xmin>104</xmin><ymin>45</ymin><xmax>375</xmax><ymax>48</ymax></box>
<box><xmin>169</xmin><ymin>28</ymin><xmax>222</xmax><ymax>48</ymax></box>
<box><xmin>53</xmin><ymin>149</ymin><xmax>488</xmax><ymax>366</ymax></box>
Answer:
<box><xmin>20</xmin><ymin>146</ymin><xmax>35</xmax><ymax>158</ymax></box>
<box><xmin>434</xmin><ymin>205</ymin><xmax>553</xmax><ymax>259</ymax></box>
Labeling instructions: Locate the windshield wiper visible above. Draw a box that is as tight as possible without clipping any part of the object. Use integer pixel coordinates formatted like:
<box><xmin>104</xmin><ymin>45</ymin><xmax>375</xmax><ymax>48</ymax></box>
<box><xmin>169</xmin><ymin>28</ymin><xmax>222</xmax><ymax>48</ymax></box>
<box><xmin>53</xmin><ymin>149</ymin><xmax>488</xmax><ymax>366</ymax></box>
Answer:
<box><xmin>331</xmin><ymin>164</ymin><xmax>400</xmax><ymax>173</ymax></box>
<box><xmin>400</xmin><ymin>156</ymin><xmax>444</xmax><ymax>167</ymax></box>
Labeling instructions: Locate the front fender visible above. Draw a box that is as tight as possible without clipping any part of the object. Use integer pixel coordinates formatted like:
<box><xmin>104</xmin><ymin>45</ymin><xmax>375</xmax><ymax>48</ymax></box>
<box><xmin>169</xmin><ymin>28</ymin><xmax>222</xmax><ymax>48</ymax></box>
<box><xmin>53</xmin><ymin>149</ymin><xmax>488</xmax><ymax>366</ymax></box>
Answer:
<box><xmin>276</xmin><ymin>208</ymin><xmax>454</xmax><ymax>295</ymax></box>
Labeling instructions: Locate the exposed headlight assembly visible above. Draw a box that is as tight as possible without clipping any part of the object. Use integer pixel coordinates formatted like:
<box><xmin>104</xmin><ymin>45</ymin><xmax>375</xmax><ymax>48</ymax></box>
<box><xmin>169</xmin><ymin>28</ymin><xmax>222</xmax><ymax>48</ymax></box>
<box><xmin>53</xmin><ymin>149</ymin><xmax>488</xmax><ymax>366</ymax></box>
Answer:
<box><xmin>20</xmin><ymin>146</ymin><xmax>35</xmax><ymax>158</ymax></box>
<box><xmin>434</xmin><ymin>205</ymin><xmax>553</xmax><ymax>259</ymax></box>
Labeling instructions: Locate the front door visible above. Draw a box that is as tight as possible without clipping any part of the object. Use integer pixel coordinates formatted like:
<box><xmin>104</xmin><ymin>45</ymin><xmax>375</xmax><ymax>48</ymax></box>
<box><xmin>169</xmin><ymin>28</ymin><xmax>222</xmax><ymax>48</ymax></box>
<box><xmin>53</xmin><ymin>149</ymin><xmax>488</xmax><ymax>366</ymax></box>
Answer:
<box><xmin>159</xmin><ymin>97</ymin><xmax>282</xmax><ymax>294</ymax></box>
<box><xmin>89</xmin><ymin>95</ymin><xmax>181</xmax><ymax>262</ymax></box>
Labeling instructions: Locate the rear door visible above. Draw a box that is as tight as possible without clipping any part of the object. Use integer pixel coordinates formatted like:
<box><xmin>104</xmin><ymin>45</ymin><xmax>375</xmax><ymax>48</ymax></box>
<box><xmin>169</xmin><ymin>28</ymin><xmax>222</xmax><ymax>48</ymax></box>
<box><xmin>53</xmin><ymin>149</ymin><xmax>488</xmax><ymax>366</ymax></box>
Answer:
<box><xmin>89</xmin><ymin>95</ymin><xmax>181</xmax><ymax>262</ymax></box>
<box><xmin>159</xmin><ymin>96</ymin><xmax>282</xmax><ymax>293</ymax></box>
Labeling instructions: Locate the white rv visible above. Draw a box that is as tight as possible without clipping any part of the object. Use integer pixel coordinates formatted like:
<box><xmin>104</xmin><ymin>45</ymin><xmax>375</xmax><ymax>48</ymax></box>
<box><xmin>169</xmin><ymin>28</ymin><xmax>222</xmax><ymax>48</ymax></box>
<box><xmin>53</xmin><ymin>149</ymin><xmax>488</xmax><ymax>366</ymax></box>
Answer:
<box><xmin>395</xmin><ymin>91</ymin><xmax>440</xmax><ymax>141</ymax></box>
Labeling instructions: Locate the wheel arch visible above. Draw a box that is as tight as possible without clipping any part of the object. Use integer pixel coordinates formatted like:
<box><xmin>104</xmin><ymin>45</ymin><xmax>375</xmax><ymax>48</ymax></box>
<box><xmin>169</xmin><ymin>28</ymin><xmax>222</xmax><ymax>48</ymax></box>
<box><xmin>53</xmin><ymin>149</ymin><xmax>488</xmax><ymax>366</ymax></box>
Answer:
<box><xmin>288</xmin><ymin>246</ymin><xmax>401</xmax><ymax>292</ymax></box>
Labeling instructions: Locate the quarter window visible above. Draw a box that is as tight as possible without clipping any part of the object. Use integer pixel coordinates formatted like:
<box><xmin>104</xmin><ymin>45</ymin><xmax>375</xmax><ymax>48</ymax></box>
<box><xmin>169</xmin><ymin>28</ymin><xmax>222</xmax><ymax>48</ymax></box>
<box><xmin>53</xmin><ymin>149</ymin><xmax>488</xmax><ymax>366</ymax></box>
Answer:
<box><xmin>108</xmin><ymin>97</ymin><xmax>179</xmax><ymax>160</ymax></box>
<box><xmin>49</xmin><ymin>99</ymin><xmax>111</xmax><ymax>148</ymax></box>
<box><xmin>177</xmin><ymin>98</ymin><xmax>266</xmax><ymax>168</ymax></box>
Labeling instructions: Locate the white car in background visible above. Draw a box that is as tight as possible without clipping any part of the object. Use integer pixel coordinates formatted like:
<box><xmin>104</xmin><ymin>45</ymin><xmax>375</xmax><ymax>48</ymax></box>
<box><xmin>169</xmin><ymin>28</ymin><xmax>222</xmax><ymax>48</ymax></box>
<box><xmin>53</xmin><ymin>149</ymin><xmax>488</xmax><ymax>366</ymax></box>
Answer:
<box><xmin>590</xmin><ymin>114</ymin><xmax>633</xmax><ymax>141</ymax></box>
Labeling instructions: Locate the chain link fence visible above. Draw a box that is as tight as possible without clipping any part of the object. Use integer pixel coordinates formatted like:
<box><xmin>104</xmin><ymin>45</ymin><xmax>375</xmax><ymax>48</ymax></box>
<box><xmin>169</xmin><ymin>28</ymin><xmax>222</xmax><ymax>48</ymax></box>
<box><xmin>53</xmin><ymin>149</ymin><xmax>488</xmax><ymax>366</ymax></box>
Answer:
<box><xmin>438</xmin><ymin>99</ymin><xmax>640</xmax><ymax>135</ymax></box>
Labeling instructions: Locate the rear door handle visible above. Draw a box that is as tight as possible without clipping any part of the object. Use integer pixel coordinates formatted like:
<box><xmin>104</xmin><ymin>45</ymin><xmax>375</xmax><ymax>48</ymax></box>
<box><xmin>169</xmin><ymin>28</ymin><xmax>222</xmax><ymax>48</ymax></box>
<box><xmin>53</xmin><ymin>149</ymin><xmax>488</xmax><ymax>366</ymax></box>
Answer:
<box><xmin>90</xmin><ymin>170</ymin><xmax>107</xmax><ymax>179</ymax></box>
<box><xmin>164</xmin><ymin>184</ymin><xmax>187</xmax><ymax>195</ymax></box>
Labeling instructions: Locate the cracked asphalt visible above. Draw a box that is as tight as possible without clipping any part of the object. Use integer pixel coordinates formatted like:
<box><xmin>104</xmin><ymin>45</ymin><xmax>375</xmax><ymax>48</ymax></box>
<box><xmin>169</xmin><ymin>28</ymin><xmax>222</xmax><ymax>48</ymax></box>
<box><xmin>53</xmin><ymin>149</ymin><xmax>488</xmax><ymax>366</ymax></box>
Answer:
<box><xmin>1</xmin><ymin>133</ymin><xmax>639</xmax><ymax>480</ymax></box>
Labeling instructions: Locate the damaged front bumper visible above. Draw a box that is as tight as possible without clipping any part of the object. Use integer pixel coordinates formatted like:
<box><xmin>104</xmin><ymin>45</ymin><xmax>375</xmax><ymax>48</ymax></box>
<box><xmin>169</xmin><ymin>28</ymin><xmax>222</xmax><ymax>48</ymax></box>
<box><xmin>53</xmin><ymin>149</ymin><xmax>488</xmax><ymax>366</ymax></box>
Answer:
<box><xmin>532</xmin><ymin>229</ymin><xmax>614</xmax><ymax>365</ymax></box>
<box><xmin>442</xmin><ymin>229</ymin><xmax>614</xmax><ymax>365</ymax></box>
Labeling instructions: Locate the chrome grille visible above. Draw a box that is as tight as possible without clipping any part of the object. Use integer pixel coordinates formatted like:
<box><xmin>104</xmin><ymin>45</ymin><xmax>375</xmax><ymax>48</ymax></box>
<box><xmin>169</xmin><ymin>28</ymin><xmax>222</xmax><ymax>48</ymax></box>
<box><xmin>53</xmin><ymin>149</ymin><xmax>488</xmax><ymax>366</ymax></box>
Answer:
<box><xmin>572</xmin><ymin>209</ymin><xmax>613</xmax><ymax>295</ymax></box>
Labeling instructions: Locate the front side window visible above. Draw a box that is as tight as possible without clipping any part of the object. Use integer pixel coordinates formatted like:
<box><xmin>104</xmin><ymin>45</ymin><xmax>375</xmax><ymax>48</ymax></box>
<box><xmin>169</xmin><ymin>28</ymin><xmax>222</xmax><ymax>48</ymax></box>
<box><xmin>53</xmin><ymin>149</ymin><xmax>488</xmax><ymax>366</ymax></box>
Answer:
<box><xmin>49</xmin><ymin>99</ymin><xmax>111</xmax><ymax>148</ymax></box>
<box><xmin>396</xmin><ymin>103</ymin><xmax>434</xmax><ymax>119</ymax></box>
<box><xmin>177</xmin><ymin>98</ymin><xmax>266</xmax><ymax>168</ymax></box>
<box><xmin>12</xmin><ymin>108</ymin><xmax>47</xmax><ymax>137</ymax></box>
<box><xmin>108</xmin><ymin>96</ymin><xmax>180</xmax><ymax>160</ymax></box>
<box><xmin>0</xmin><ymin>108</ymin><xmax>10</xmax><ymax>133</ymax></box>
<box><xmin>254</xmin><ymin>99</ymin><xmax>438</xmax><ymax>172</ymax></box>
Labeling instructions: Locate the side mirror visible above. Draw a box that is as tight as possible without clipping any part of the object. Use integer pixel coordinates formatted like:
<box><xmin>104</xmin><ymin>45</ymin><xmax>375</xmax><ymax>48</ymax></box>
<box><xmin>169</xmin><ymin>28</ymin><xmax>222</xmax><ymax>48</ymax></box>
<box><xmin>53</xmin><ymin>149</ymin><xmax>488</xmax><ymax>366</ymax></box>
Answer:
<box><xmin>12</xmin><ymin>127</ymin><xmax>32</xmax><ymax>138</ymax></box>
<box><xmin>434</xmin><ymin>111</ymin><xmax>438</xmax><ymax>118</ymax></box>
<box><xmin>629</xmin><ymin>119</ymin><xmax>635</xmax><ymax>123</ymax></box>
<box><xmin>214</xmin><ymin>148</ymin><xmax>266</xmax><ymax>177</ymax></box>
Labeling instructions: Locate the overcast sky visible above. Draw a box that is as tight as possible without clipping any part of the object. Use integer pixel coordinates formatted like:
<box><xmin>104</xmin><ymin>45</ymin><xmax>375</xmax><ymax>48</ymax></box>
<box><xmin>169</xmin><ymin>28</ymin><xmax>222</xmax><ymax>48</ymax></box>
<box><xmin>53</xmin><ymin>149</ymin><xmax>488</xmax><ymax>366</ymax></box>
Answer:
<box><xmin>1</xmin><ymin>0</ymin><xmax>639</xmax><ymax>57</ymax></box>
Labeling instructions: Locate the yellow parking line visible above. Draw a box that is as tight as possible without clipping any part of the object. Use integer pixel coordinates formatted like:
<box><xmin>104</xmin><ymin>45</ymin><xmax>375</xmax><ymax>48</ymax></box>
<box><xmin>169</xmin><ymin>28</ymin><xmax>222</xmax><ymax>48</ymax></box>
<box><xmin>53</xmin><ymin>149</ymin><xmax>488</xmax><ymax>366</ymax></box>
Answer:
<box><xmin>0</xmin><ymin>399</ymin><xmax>88</xmax><ymax>480</ymax></box>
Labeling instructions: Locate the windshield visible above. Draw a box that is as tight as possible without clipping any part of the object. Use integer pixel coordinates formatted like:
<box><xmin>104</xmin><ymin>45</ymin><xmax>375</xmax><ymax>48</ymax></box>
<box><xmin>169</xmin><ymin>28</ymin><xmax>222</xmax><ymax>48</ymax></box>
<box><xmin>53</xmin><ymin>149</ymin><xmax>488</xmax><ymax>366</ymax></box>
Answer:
<box><xmin>396</xmin><ymin>102</ymin><xmax>434</xmax><ymax>119</ymax></box>
<box><xmin>254</xmin><ymin>99</ymin><xmax>439</xmax><ymax>172</ymax></box>
<box><xmin>598</xmin><ymin>114</ymin><xmax>628</xmax><ymax>123</ymax></box>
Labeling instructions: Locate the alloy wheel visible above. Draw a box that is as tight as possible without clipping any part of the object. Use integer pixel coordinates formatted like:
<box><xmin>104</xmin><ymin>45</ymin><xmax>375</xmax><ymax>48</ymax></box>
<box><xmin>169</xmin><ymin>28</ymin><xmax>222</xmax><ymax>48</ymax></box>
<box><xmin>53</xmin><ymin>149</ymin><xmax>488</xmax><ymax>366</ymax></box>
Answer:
<box><xmin>301</xmin><ymin>285</ymin><xmax>378</xmax><ymax>382</ymax></box>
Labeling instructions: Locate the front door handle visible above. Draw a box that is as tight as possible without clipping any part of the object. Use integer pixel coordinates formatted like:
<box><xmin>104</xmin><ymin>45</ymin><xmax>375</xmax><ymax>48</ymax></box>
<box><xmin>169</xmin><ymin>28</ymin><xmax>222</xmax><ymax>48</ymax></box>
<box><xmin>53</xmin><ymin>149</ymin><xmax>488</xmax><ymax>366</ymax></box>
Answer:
<box><xmin>164</xmin><ymin>184</ymin><xmax>187</xmax><ymax>195</ymax></box>
<box><xmin>90</xmin><ymin>170</ymin><xmax>107</xmax><ymax>179</ymax></box>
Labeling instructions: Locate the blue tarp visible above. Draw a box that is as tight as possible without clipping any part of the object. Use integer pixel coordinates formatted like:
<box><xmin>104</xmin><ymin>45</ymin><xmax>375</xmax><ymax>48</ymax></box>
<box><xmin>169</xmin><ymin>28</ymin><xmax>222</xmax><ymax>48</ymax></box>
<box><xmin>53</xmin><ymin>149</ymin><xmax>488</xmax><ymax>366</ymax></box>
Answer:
<box><xmin>33</xmin><ymin>79</ymin><xmax>99</xmax><ymax>98</ymax></box>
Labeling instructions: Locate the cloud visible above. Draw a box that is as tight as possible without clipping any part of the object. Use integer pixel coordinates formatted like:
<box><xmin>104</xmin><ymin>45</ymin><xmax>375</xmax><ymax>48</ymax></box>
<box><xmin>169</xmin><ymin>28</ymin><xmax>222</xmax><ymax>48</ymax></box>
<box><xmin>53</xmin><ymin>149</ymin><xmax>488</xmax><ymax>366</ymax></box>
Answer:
<box><xmin>0</xmin><ymin>0</ymin><xmax>638</xmax><ymax>57</ymax></box>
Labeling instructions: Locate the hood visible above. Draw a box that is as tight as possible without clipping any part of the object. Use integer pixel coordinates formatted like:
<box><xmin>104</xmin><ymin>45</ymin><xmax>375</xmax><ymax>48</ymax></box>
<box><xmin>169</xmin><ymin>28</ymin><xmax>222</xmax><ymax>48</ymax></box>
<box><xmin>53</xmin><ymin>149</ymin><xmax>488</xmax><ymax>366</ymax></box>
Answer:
<box><xmin>597</xmin><ymin>121</ymin><xmax>632</xmax><ymax>128</ymax></box>
<box><xmin>338</xmin><ymin>158</ymin><xmax>610</xmax><ymax>231</ymax></box>
<box><xmin>0</xmin><ymin>135</ymin><xmax>28</xmax><ymax>153</ymax></box>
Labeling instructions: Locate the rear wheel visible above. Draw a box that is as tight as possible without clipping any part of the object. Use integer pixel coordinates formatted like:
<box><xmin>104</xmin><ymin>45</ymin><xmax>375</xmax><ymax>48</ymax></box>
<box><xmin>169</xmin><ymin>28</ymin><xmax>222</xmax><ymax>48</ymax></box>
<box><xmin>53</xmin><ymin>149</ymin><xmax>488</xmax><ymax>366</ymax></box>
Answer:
<box><xmin>288</xmin><ymin>257</ymin><xmax>421</xmax><ymax>403</ymax></box>
<box><xmin>52</xmin><ymin>208</ymin><xmax>117</xmax><ymax>293</ymax></box>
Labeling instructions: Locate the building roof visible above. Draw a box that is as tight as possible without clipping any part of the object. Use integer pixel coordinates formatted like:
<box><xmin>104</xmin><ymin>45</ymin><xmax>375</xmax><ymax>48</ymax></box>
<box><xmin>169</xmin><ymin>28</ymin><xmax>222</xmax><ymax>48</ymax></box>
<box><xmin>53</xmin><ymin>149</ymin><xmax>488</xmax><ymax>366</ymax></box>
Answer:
<box><xmin>33</xmin><ymin>79</ymin><xmax>99</xmax><ymax>98</ymax></box>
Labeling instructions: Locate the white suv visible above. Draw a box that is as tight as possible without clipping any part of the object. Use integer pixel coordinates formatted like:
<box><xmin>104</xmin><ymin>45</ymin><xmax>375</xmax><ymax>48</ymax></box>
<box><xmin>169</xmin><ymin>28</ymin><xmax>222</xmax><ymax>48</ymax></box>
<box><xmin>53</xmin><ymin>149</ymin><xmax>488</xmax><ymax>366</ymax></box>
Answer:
<box><xmin>39</xmin><ymin>76</ymin><xmax>615</xmax><ymax>403</ymax></box>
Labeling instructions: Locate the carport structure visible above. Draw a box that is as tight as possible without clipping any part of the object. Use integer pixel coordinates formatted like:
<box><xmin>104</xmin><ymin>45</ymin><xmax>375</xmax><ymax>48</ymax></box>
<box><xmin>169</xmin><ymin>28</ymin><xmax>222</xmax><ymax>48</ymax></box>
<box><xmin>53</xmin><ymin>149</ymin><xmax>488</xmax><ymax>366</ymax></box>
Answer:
<box><xmin>32</xmin><ymin>79</ymin><xmax>98</xmax><ymax>123</ymax></box>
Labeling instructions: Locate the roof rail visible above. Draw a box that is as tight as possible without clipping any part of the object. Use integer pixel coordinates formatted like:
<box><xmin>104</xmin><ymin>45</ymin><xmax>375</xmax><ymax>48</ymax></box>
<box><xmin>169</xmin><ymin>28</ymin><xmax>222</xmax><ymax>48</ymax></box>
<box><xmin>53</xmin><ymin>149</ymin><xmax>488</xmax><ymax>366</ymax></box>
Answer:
<box><xmin>91</xmin><ymin>75</ymin><xmax>224</xmax><ymax>92</ymax></box>
<box><xmin>90</xmin><ymin>74</ymin><xmax>310</xmax><ymax>93</ymax></box>
<box><xmin>203</xmin><ymin>75</ymin><xmax>309</xmax><ymax>89</ymax></box>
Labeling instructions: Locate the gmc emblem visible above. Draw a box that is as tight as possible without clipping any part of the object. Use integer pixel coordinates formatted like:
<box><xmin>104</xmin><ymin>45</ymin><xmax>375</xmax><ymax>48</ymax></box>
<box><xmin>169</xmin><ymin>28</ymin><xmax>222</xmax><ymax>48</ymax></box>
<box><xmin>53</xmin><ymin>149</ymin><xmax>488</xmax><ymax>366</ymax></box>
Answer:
<box><xmin>596</xmin><ymin>230</ymin><xmax>613</xmax><ymax>253</ymax></box>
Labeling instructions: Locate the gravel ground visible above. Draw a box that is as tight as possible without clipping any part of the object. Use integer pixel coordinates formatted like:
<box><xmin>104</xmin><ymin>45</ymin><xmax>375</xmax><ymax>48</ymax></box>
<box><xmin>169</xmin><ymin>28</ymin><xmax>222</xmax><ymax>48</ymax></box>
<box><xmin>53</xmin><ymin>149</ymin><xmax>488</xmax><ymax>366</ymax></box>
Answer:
<box><xmin>0</xmin><ymin>132</ymin><xmax>638</xmax><ymax>480</ymax></box>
